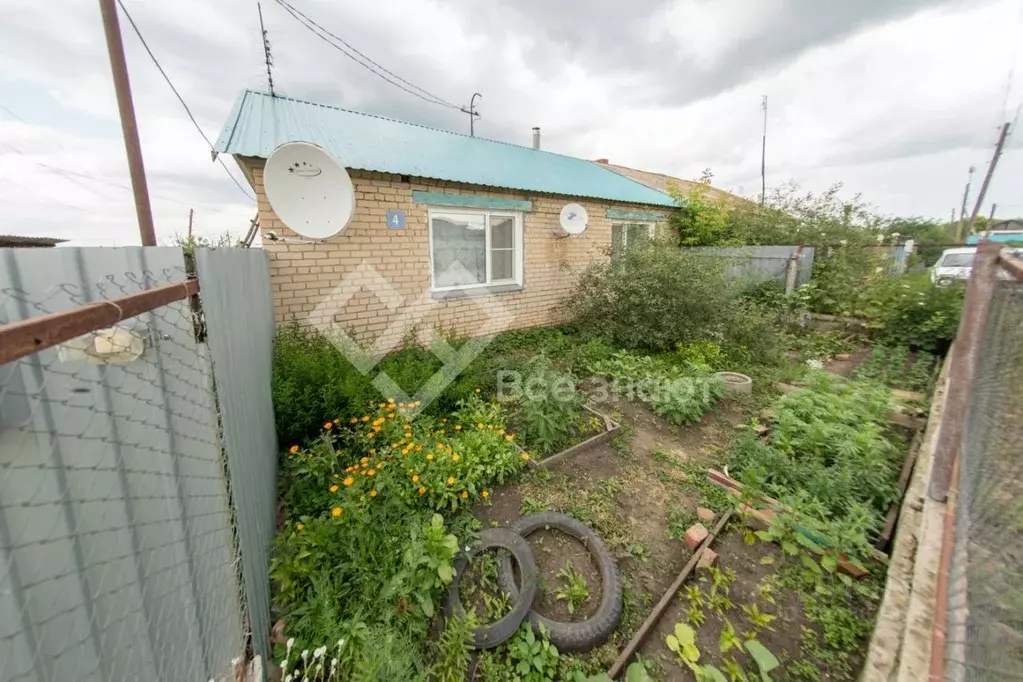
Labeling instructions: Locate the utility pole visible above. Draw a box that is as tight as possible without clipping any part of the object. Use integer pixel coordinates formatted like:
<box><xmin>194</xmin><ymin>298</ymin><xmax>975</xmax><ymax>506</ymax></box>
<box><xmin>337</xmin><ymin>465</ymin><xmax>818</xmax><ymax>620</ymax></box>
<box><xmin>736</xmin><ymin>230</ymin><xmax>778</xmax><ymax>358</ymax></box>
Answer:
<box><xmin>955</xmin><ymin>166</ymin><xmax>976</xmax><ymax>242</ymax></box>
<box><xmin>460</xmin><ymin>92</ymin><xmax>481</xmax><ymax>137</ymax></box>
<box><xmin>98</xmin><ymin>0</ymin><xmax>156</xmax><ymax>246</ymax></box>
<box><xmin>760</xmin><ymin>95</ymin><xmax>768</xmax><ymax>205</ymax></box>
<box><xmin>258</xmin><ymin>2</ymin><xmax>275</xmax><ymax>96</ymax></box>
<box><xmin>965</xmin><ymin>122</ymin><xmax>1010</xmax><ymax>239</ymax></box>
<box><xmin>187</xmin><ymin>208</ymin><xmax>194</xmax><ymax>240</ymax></box>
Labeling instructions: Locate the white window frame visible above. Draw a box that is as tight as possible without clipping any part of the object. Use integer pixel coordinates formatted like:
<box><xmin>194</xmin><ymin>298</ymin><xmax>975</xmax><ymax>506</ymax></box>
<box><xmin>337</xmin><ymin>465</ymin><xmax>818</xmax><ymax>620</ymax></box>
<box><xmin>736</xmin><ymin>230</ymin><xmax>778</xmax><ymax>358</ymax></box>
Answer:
<box><xmin>614</xmin><ymin>221</ymin><xmax>656</xmax><ymax>251</ymax></box>
<box><xmin>427</xmin><ymin>207</ymin><xmax>524</xmax><ymax>292</ymax></box>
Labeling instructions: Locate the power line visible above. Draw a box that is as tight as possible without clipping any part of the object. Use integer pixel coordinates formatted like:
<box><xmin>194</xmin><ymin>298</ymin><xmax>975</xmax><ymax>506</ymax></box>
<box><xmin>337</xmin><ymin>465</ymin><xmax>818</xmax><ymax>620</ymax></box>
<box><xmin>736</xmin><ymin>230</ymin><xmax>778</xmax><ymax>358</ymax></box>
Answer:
<box><xmin>272</xmin><ymin>0</ymin><xmax>461</xmax><ymax>110</ymax></box>
<box><xmin>114</xmin><ymin>0</ymin><xmax>255</xmax><ymax>202</ymax></box>
<box><xmin>0</xmin><ymin>140</ymin><xmax>231</xmax><ymax>212</ymax></box>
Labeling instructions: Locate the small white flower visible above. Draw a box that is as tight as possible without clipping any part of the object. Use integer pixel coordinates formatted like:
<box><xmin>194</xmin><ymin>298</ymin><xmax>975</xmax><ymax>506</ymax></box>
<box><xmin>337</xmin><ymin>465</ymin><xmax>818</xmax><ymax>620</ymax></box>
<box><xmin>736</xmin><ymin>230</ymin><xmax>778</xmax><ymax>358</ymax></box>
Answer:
<box><xmin>331</xmin><ymin>658</ymin><xmax>338</xmax><ymax>669</ymax></box>
<box><xmin>839</xmin><ymin>239</ymin><xmax>848</xmax><ymax>246</ymax></box>
<box><xmin>337</xmin><ymin>638</ymin><xmax>346</xmax><ymax>649</ymax></box>
<box><xmin>285</xmin><ymin>675</ymin><xmax>292</xmax><ymax>682</ymax></box>
<box><xmin>806</xmin><ymin>359</ymin><xmax>824</xmax><ymax>370</ymax></box>
<box><xmin>314</xmin><ymin>646</ymin><xmax>327</xmax><ymax>659</ymax></box>
<box><xmin>281</xmin><ymin>661</ymin><xmax>288</xmax><ymax>670</ymax></box>
<box><xmin>287</xmin><ymin>638</ymin><xmax>295</xmax><ymax>651</ymax></box>
<box><xmin>301</xmin><ymin>649</ymin><xmax>309</xmax><ymax>660</ymax></box>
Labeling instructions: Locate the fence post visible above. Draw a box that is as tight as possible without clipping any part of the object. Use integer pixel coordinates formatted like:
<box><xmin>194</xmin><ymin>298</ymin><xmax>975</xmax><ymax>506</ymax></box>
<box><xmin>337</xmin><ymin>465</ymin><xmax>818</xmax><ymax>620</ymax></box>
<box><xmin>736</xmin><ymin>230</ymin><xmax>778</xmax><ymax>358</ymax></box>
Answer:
<box><xmin>784</xmin><ymin>245</ymin><xmax>803</xmax><ymax>295</ymax></box>
<box><xmin>927</xmin><ymin>240</ymin><xmax>1000</xmax><ymax>502</ymax></box>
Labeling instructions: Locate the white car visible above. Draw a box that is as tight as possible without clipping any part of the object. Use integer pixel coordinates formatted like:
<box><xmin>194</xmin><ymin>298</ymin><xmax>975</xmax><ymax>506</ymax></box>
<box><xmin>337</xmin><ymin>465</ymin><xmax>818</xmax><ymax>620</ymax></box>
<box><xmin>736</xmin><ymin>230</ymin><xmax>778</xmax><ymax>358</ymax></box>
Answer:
<box><xmin>930</xmin><ymin>247</ymin><xmax>976</xmax><ymax>284</ymax></box>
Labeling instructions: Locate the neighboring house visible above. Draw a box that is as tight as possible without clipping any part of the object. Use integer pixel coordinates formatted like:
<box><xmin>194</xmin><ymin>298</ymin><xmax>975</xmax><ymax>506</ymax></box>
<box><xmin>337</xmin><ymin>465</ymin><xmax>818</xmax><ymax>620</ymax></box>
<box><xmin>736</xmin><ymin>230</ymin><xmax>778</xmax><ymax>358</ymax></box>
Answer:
<box><xmin>967</xmin><ymin>219</ymin><xmax>1023</xmax><ymax>245</ymax></box>
<box><xmin>0</xmin><ymin>235</ymin><xmax>67</xmax><ymax>248</ymax></box>
<box><xmin>215</xmin><ymin>90</ymin><xmax>675</xmax><ymax>345</ymax></box>
<box><xmin>593</xmin><ymin>159</ymin><xmax>743</xmax><ymax>206</ymax></box>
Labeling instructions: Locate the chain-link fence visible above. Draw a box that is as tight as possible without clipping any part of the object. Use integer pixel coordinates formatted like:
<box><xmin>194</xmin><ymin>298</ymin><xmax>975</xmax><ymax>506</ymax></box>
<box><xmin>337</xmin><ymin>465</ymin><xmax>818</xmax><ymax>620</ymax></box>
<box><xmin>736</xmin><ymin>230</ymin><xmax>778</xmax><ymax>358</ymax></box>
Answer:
<box><xmin>0</xmin><ymin>247</ymin><xmax>277</xmax><ymax>682</ymax></box>
<box><xmin>931</xmin><ymin>244</ymin><xmax>1023</xmax><ymax>680</ymax></box>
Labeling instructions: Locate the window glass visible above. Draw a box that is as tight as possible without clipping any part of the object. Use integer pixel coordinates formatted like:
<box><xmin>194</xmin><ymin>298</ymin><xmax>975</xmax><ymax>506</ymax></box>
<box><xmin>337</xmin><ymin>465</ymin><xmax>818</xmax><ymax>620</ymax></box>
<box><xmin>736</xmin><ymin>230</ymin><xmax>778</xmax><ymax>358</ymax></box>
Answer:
<box><xmin>490</xmin><ymin>216</ymin><xmax>515</xmax><ymax>281</ymax></box>
<box><xmin>432</xmin><ymin>213</ymin><xmax>486</xmax><ymax>287</ymax></box>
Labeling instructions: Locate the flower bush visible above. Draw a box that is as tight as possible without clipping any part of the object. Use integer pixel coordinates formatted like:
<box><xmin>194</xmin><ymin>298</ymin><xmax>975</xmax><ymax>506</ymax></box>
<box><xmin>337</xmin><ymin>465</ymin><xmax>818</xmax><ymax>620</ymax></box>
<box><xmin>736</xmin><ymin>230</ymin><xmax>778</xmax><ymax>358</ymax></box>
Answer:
<box><xmin>270</xmin><ymin>392</ymin><xmax>528</xmax><ymax>673</ymax></box>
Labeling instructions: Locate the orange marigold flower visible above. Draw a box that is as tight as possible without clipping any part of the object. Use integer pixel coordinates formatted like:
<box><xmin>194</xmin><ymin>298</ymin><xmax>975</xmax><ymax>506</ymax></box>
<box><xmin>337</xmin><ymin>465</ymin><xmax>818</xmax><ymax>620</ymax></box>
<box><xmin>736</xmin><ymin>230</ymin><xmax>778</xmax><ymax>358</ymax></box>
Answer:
<box><xmin>476</xmin><ymin>423</ymin><xmax>484</xmax><ymax>429</ymax></box>
<box><xmin>369</xmin><ymin>449</ymin><xmax>376</xmax><ymax>455</ymax></box>
<box><xmin>506</xmin><ymin>434</ymin><xmax>515</xmax><ymax>441</ymax></box>
<box><xmin>361</xmin><ymin>415</ymin><xmax>370</xmax><ymax>422</ymax></box>
<box><xmin>361</xmin><ymin>457</ymin><xmax>369</xmax><ymax>464</ymax></box>
<box><xmin>296</xmin><ymin>523</ymin><xmax>304</xmax><ymax>531</ymax></box>
<box><xmin>324</xmin><ymin>422</ymin><xmax>333</xmax><ymax>430</ymax></box>
<box><xmin>379</xmin><ymin>403</ymin><xmax>387</xmax><ymax>409</ymax></box>
<box><xmin>350</xmin><ymin>417</ymin><xmax>359</xmax><ymax>424</ymax></box>
<box><xmin>482</xmin><ymin>490</ymin><xmax>490</xmax><ymax>499</ymax></box>
<box><xmin>399</xmin><ymin>402</ymin><xmax>406</xmax><ymax>408</ymax></box>
<box><xmin>461</xmin><ymin>491</ymin><xmax>469</xmax><ymax>499</ymax></box>
<box><xmin>367</xmin><ymin>433</ymin><xmax>375</xmax><ymax>439</ymax></box>
<box><xmin>451</xmin><ymin>454</ymin><xmax>461</xmax><ymax>462</ymax></box>
<box><xmin>367</xmin><ymin>469</ymin><xmax>376</xmax><ymax>477</ymax></box>
<box><xmin>372</xmin><ymin>426</ymin><xmax>382</xmax><ymax>433</ymax></box>
<box><xmin>370</xmin><ymin>490</ymin><xmax>378</xmax><ymax>498</ymax></box>
<box><xmin>441</xmin><ymin>418</ymin><xmax>447</xmax><ymax>423</ymax></box>
<box><xmin>475</xmin><ymin>388</ymin><xmax>481</xmax><ymax>393</ymax></box>
<box><xmin>289</xmin><ymin>445</ymin><xmax>299</xmax><ymax>454</ymax></box>
<box><xmin>388</xmin><ymin>413</ymin><xmax>395</xmax><ymax>419</ymax></box>
<box><xmin>426</xmin><ymin>453</ymin><xmax>434</xmax><ymax>461</ymax></box>
<box><xmin>498</xmin><ymin>429</ymin><xmax>505</xmax><ymax>435</ymax></box>
<box><xmin>412</xmin><ymin>474</ymin><xmax>420</xmax><ymax>482</ymax></box>
<box><xmin>333</xmin><ymin>418</ymin><xmax>341</xmax><ymax>424</ymax></box>
<box><xmin>418</xmin><ymin>486</ymin><xmax>426</xmax><ymax>495</ymax></box>
<box><xmin>455</xmin><ymin>425</ymin><xmax>462</xmax><ymax>431</ymax></box>
<box><xmin>329</xmin><ymin>484</ymin><xmax>339</xmax><ymax>493</ymax></box>
<box><xmin>436</xmin><ymin>443</ymin><xmax>444</xmax><ymax>450</ymax></box>
<box><xmin>414</xmin><ymin>401</ymin><xmax>422</xmax><ymax>407</ymax></box>
<box><xmin>331</xmin><ymin>507</ymin><xmax>342</xmax><ymax>517</ymax></box>
<box><xmin>447</xmin><ymin>476</ymin><xmax>456</xmax><ymax>486</ymax></box>
<box><xmin>343</xmin><ymin>477</ymin><xmax>354</xmax><ymax>486</ymax></box>
<box><xmin>521</xmin><ymin>453</ymin><xmax>530</xmax><ymax>461</ymax></box>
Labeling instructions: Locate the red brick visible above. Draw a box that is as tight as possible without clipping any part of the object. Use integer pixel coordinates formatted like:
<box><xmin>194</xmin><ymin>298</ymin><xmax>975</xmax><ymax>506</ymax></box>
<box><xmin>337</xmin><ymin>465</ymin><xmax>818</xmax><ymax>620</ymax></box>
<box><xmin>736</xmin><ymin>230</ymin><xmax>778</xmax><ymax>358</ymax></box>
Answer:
<box><xmin>697</xmin><ymin>507</ymin><xmax>716</xmax><ymax>523</ymax></box>
<box><xmin>684</xmin><ymin>523</ymin><xmax>709</xmax><ymax>551</ymax></box>
<box><xmin>697</xmin><ymin>548</ymin><xmax>719</xmax><ymax>572</ymax></box>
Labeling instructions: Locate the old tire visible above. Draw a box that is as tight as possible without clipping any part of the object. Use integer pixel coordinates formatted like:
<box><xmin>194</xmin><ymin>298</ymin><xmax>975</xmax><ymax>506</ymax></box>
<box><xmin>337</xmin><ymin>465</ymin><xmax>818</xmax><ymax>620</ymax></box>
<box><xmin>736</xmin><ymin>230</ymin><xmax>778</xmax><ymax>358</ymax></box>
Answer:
<box><xmin>498</xmin><ymin>512</ymin><xmax>622</xmax><ymax>653</ymax></box>
<box><xmin>444</xmin><ymin>527</ymin><xmax>538</xmax><ymax>649</ymax></box>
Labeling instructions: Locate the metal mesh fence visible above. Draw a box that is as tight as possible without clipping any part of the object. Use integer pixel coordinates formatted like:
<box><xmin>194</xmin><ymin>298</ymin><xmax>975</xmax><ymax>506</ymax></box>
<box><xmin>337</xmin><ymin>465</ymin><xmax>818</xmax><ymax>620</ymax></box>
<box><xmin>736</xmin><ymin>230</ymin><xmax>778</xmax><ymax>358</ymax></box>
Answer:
<box><xmin>944</xmin><ymin>274</ymin><xmax>1023</xmax><ymax>680</ymax></box>
<box><xmin>0</xmin><ymin>263</ymin><xmax>246</xmax><ymax>682</ymax></box>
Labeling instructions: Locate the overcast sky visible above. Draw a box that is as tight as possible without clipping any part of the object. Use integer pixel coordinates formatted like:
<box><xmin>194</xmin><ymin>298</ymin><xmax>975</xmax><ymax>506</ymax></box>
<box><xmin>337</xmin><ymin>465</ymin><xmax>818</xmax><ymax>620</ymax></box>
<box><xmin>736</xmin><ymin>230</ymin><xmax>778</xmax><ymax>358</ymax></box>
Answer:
<box><xmin>1</xmin><ymin>0</ymin><xmax>1021</xmax><ymax>246</ymax></box>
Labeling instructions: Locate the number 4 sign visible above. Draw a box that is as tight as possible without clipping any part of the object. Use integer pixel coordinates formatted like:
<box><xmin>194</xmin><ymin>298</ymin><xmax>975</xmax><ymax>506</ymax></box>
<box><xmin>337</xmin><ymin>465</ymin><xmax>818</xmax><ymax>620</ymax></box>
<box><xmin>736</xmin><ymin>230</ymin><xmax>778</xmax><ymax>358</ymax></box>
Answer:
<box><xmin>386</xmin><ymin>209</ymin><xmax>406</xmax><ymax>229</ymax></box>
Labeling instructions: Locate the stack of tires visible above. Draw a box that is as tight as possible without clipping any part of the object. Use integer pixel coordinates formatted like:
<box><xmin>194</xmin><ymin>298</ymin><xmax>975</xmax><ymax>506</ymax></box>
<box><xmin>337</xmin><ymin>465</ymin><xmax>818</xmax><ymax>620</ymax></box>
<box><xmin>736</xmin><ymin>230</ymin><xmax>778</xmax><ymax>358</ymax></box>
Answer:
<box><xmin>444</xmin><ymin>512</ymin><xmax>623</xmax><ymax>652</ymax></box>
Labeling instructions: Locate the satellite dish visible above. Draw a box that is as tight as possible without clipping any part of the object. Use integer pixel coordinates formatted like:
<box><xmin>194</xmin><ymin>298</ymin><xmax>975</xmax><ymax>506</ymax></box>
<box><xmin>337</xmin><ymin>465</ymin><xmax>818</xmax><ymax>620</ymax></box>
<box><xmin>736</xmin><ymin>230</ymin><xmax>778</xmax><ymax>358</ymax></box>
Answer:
<box><xmin>264</xmin><ymin>142</ymin><xmax>354</xmax><ymax>239</ymax></box>
<box><xmin>559</xmin><ymin>203</ymin><xmax>589</xmax><ymax>236</ymax></box>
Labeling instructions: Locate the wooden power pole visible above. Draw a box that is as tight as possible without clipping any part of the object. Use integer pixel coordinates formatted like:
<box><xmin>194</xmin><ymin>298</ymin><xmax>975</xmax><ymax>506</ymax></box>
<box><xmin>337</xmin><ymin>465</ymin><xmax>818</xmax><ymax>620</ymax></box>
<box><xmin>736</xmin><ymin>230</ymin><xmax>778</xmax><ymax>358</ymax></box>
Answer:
<box><xmin>760</xmin><ymin>96</ymin><xmax>768</xmax><ymax>205</ymax></box>
<box><xmin>955</xmin><ymin>166</ymin><xmax>975</xmax><ymax>242</ymax></box>
<box><xmin>965</xmin><ymin>122</ymin><xmax>1011</xmax><ymax>239</ymax></box>
<box><xmin>98</xmin><ymin>0</ymin><xmax>156</xmax><ymax>246</ymax></box>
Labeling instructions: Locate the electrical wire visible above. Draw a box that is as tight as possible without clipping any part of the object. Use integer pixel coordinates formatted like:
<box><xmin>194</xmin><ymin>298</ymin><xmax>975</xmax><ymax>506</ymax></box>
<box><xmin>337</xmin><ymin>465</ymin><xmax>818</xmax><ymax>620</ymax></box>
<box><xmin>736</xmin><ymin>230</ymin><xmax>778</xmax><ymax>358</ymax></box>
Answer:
<box><xmin>115</xmin><ymin>0</ymin><xmax>256</xmax><ymax>202</ymax></box>
<box><xmin>272</xmin><ymin>0</ymin><xmax>461</xmax><ymax>110</ymax></box>
<box><xmin>0</xmin><ymin>141</ymin><xmax>230</xmax><ymax>212</ymax></box>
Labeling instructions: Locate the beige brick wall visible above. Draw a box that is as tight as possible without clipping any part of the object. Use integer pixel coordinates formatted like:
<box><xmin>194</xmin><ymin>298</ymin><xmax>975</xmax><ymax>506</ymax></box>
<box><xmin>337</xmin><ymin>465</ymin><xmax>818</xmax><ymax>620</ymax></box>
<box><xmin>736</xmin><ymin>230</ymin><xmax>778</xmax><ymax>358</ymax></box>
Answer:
<box><xmin>240</xmin><ymin>156</ymin><xmax>668</xmax><ymax>349</ymax></box>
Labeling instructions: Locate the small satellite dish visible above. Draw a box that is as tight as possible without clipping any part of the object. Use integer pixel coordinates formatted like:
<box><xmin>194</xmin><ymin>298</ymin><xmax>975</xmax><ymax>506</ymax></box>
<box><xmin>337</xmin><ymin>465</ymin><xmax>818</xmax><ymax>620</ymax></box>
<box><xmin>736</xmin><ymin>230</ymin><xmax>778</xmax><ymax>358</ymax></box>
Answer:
<box><xmin>264</xmin><ymin>142</ymin><xmax>354</xmax><ymax>239</ymax></box>
<box><xmin>559</xmin><ymin>203</ymin><xmax>589</xmax><ymax>236</ymax></box>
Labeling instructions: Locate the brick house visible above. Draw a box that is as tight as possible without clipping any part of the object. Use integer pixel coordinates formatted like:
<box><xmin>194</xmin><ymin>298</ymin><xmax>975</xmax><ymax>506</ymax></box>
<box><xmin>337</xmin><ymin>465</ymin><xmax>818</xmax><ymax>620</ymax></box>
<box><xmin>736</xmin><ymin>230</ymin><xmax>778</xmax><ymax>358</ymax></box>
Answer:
<box><xmin>215</xmin><ymin>90</ymin><xmax>676</xmax><ymax>347</ymax></box>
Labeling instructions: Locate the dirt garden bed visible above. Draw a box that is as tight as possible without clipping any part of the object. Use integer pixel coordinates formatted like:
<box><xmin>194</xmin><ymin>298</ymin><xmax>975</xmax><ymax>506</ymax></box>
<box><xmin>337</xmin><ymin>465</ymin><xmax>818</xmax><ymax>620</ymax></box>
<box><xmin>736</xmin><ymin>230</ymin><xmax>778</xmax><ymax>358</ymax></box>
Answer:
<box><xmin>460</xmin><ymin>350</ymin><xmax>917</xmax><ymax>680</ymax></box>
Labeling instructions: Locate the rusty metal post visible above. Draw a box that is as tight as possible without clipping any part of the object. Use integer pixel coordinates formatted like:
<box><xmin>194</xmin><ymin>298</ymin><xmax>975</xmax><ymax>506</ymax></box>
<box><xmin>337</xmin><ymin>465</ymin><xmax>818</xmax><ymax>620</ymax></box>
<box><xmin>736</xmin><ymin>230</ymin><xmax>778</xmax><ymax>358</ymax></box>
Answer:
<box><xmin>98</xmin><ymin>0</ymin><xmax>157</xmax><ymax>246</ymax></box>
<box><xmin>928</xmin><ymin>241</ymin><xmax>1000</xmax><ymax>501</ymax></box>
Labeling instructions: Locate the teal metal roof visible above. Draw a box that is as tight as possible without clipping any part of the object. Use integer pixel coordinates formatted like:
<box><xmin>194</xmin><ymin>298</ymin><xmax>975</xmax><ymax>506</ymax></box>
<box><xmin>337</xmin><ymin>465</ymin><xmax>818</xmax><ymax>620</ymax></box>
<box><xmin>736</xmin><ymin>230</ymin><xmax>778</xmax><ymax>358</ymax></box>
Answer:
<box><xmin>215</xmin><ymin>90</ymin><xmax>675</xmax><ymax>207</ymax></box>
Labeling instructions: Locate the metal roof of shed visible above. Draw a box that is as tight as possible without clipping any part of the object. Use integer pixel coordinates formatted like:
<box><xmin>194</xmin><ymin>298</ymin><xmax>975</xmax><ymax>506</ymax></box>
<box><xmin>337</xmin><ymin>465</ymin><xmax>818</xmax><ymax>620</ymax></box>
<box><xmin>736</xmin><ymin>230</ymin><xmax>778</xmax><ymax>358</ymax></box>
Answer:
<box><xmin>215</xmin><ymin>90</ymin><xmax>675</xmax><ymax>207</ymax></box>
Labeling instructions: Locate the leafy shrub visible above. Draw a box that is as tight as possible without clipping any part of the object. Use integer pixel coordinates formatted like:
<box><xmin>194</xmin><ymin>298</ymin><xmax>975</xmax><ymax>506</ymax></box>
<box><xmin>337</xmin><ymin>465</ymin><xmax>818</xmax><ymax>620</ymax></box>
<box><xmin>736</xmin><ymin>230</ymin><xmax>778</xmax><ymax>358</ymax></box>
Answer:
<box><xmin>729</xmin><ymin>372</ymin><xmax>902</xmax><ymax>537</ymax></box>
<box><xmin>508</xmin><ymin>357</ymin><xmax>587</xmax><ymax>456</ymax></box>
<box><xmin>568</xmin><ymin>246</ymin><xmax>782</xmax><ymax>362</ymax></box>
<box><xmin>862</xmin><ymin>275</ymin><xmax>964</xmax><ymax>353</ymax></box>
<box><xmin>588</xmin><ymin>349</ymin><xmax>725</xmax><ymax>426</ymax></box>
<box><xmin>649</xmin><ymin>376</ymin><xmax>726</xmax><ymax>426</ymax></box>
<box><xmin>271</xmin><ymin>393</ymin><xmax>529</xmax><ymax>671</ymax></box>
<box><xmin>854</xmin><ymin>344</ymin><xmax>938</xmax><ymax>392</ymax></box>
<box><xmin>272</xmin><ymin>323</ymin><xmax>484</xmax><ymax>446</ymax></box>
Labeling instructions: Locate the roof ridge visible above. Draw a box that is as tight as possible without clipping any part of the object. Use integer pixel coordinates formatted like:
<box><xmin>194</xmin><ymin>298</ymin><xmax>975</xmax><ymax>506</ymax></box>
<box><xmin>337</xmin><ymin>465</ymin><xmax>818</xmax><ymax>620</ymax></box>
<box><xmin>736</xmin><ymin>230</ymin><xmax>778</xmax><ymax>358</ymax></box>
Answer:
<box><xmin>240</xmin><ymin>88</ymin><xmax>651</xmax><ymax>169</ymax></box>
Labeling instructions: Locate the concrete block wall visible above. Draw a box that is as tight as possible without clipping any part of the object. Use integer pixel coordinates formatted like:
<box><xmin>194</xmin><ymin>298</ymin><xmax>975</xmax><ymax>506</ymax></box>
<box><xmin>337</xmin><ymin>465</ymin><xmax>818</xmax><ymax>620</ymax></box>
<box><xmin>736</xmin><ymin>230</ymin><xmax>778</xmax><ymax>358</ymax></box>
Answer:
<box><xmin>240</xmin><ymin>157</ymin><xmax>668</xmax><ymax>349</ymax></box>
